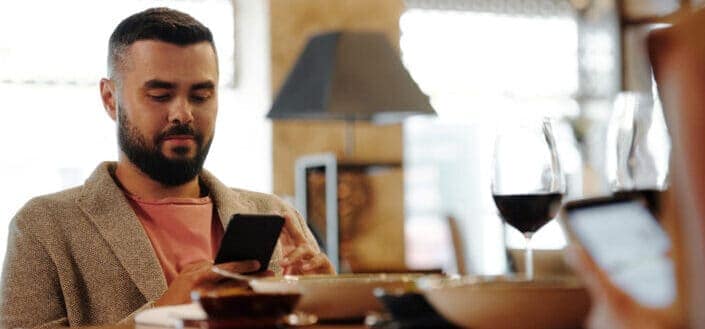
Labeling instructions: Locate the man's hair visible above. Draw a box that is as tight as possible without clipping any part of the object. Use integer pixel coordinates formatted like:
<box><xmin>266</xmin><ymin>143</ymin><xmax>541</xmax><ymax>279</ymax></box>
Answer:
<box><xmin>108</xmin><ymin>7</ymin><xmax>216</xmax><ymax>80</ymax></box>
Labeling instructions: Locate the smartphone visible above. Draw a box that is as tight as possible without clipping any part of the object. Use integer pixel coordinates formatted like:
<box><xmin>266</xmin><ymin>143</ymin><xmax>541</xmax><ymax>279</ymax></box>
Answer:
<box><xmin>562</xmin><ymin>196</ymin><xmax>676</xmax><ymax>308</ymax></box>
<box><xmin>214</xmin><ymin>214</ymin><xmax>285</xmax><ymax>272</ymax></box>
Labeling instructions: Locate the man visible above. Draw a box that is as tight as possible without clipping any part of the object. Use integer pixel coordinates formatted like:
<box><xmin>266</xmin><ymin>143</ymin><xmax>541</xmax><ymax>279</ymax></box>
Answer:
<box><xmin>0</xmin><ymin>7</ymin><xmax>333</xmax><ymax>328</ymax></box>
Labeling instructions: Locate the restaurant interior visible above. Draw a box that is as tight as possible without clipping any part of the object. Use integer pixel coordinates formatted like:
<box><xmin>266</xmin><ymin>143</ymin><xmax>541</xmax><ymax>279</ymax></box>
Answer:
<box><xmin>2</xmin><ymin>0</ymin><xmax>705</xmax><ymax>328</ymax></box>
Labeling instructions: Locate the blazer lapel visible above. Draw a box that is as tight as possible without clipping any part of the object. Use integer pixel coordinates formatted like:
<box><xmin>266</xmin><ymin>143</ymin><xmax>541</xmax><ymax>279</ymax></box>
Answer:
<box><xmin>200</xmin><ymin>170</ymin><xmax>255</xmax><ymax>229</ymax></box>
<box><xmin>77</xmin><ymin>162</ymin><xmax>167</xmax><ymax>302</ymax></box>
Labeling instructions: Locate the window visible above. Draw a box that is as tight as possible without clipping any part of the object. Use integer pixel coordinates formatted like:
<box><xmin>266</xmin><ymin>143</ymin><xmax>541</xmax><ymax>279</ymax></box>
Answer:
<box><xmin>401</xmin><ymin>3</ymin><xmax>581</xmax><ymax>274</ymax></box>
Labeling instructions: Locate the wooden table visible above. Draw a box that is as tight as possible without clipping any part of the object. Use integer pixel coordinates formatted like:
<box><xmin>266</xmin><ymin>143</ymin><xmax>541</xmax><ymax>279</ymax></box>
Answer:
<box><xmin>82</xmin><ymin>323</ymin><xmax>366</xmax><ymax>329</ymax></box>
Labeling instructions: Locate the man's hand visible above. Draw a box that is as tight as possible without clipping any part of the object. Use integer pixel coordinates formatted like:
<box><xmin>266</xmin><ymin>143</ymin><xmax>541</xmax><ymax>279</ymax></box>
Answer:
<box><xmin>564</xmin><ymin>245</ymin><xmax>680</xmax><ymax>329</ymax></box>
<box><xmin>278</xmin><ymin>214</ymin><xmax>335</xmax><ymax>275</ymax></box>
<box><xmin>154</xmin><ymin>260</ymin><xmax>260</xmax><ymax>306</ymax></box>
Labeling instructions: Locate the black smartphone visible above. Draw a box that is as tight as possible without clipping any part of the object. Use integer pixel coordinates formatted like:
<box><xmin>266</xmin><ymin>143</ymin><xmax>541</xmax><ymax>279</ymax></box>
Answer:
<box><xmin>214</xmin><ymin>214</ymin><xmax>285</xmax><ymax>272</ymax></box>
<box><xmin>562</xmin><ymin>196</ymin><xmax>676</xmax><ymax>308</ymax></box>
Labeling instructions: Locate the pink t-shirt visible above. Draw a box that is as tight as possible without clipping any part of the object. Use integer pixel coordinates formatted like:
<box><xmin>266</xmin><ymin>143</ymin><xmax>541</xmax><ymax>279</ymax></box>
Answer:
<box><xmin>125</xmin><ymin>193</ymin><xmax>224</xmax><ymax>285</ymax></box>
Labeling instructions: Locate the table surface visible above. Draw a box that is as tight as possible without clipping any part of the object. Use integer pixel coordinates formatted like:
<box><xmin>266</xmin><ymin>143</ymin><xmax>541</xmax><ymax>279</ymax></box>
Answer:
<box><xmin>81</xmin><ymin>324</ymin><xmax>366</xmax><ymax>329</ymax></box>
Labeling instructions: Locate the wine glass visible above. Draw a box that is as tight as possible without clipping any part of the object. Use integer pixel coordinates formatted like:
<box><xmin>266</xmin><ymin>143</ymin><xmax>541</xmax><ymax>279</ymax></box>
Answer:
<box><xmin>606</xmin><ymin>92</ymin><xmax>671</xmax><ymax>215</ymax></box>
<box><xmin>492</xmin><ymin>118</ymin><xmax>565</xmax><ymax>280</ymax></box>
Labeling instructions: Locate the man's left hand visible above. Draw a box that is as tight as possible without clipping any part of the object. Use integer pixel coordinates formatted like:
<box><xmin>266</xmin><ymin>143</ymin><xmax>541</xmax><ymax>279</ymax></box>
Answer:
<box><xmin>278</xmin><ymin>214</ymin><xmax>335</xmax><ymax>275</ymax></box>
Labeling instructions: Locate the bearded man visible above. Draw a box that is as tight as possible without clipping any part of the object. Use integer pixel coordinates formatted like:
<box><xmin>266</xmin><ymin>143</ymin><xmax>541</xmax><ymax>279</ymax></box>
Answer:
<box><xmin>0</xmin><ymin>7</ymin><xmax>333</xmax><ymax>328</ymax></box>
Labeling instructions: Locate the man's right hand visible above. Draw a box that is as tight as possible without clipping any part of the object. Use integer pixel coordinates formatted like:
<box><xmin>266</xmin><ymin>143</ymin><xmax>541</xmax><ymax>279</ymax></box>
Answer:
<box><xmin>154</xmin><ymin>260</ymin><xmax>260</xmax><ymax>306</ymax></box>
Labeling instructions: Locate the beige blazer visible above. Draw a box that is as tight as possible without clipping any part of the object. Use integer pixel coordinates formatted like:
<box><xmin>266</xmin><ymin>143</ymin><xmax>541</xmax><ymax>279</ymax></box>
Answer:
<box><xmin>0</xmin><ymin>162</ymin><xmax>319</xmax><ymax>328</ymax></box>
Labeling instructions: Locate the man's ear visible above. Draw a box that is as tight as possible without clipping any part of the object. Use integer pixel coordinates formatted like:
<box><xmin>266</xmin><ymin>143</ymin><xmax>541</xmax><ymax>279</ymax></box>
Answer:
<box><xmin>100</xmin><ymin>78</ymin><xmax>118</xmax><ymax>121</ymax></box>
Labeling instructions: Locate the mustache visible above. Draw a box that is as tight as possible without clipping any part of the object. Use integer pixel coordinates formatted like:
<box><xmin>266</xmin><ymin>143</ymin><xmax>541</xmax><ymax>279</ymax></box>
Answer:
<box><xmin>156</xmin><ymin>124</ymin><xmax>201</xmax><ymax>143</ymax></box>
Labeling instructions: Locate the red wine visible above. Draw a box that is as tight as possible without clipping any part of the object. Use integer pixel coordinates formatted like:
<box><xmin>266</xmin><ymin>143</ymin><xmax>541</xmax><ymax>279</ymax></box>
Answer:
<box><xmin>492</xmin><ymin>193</ymin><xmax>563</xmax><ymax>233</ymax></box>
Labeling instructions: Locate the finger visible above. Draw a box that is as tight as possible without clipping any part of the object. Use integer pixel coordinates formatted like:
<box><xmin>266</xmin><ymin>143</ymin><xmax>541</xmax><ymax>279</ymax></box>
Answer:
<box><xmin>574</xmin><ymin>246</ymin><xmax>612</xmax><ymax>290</ymax></box>
<box><xmin>565</xmin><ymin>245</ymin><xmax>621</xmax><ymax>301</ymax></box>
<box><xmin>564</xmin><ymin>245</ymin><xmax>600</xmax><ymax>292</ymax></box>
<box><xmin>278</xmin><ymin>222</ymin><xmax>296</xmax><ymax>253</ymax></box>
<box><xmin>301</xmin><ymin>254</ymin><xmax>330</xmax><ymax>273</ymax></box>
<box><xmin>191</xmin><ymin>267</ymin><xmax>222</xmax><ymax>285</ymax></box>
<box><xmin>280</xmin><ymin>229</ymin><xmax>293</xmax><ymax>247</ymax></box>
<box><xmin>564</xmin><ymin>244</ymin><xmax>589</xmax><ymax>272</ymax></box>
<box><xmin>282</xmin><ymin>244</ymin><xmax>296</xmax><ymax>255</ymax></box>
<box><xmin>215</xmin><ymin>260</ymin><xmax>261</xmax><ymax>274</ymax></box>
<box><xmin>198</xmin><ymin>260</ymin><xmax>261</xmax><ymax>284</ymax></box>
<box><xmin>281</xmin><ymin>213</ymin><xmax>308</xmax><ymax>245</ymax></box>
<box><xmin>281</xmin><ymin>223</ymin><xmax>300</xmax><ymax>246</ymax></box>
<box><xmin>280</xmin><ymin>246</ymin><xmax>314</xmax><ymax>266</ymax></box>
<box><xmin>180</xmin><ymin>262</ymin><xmax>217</xmax><ymax>285</ymax></box>
<box><xmin>565</xmin><ymin>245</ymin><xmax>601</xmax><ymax>296</ymax></box>
<box><xmin>180</xmin><ymin>260</ymin><xmax>213</xmax><ymax>274</ymax></box>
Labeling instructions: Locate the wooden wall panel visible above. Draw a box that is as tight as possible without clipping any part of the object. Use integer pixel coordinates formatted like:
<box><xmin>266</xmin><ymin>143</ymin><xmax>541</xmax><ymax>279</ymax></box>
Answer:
<box><xmin>348</xmin><ymin>167</ymin><xmax>406</xmax><ymax>271</ymax></box>
<box><xmin>270</xmin><ymin>0</ymin><xmax>405</xmax><ymax>197</ymax></box>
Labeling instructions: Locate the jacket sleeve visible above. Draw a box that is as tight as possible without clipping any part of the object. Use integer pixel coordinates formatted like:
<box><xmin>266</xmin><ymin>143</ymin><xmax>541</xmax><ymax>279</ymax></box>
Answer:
<box><xmin>0</xmin><ymin>216</ymin><xmax>67</xmax><ymax>328</ymax></box>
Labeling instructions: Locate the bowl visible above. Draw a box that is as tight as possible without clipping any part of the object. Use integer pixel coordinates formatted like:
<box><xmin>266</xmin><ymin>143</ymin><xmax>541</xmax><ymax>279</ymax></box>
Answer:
<box><xmin>418</xmin><ymin>275</ymin><xmax>591</xmax><ymax>329</ymax></box>
<box><xmin>192</xmin><ymin>286</ymin><xmax>300</xmax><ymax>320</ymax></box>
<box><xmin>249</xmin><ymin>273</ymin><xmax>420</xmax><ymax>319</ymax></box>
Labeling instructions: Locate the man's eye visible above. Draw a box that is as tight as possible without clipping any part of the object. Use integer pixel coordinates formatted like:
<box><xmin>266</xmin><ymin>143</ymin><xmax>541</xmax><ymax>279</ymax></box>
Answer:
<box><xmin>190</xmin><ymin>94</ymin><xmax>211</xmax><ymax>103</ymax></box>
<box><xmin>148</xmin><ymin>94</ymin><xmax>171</xmax><ymax>102</ymax></box>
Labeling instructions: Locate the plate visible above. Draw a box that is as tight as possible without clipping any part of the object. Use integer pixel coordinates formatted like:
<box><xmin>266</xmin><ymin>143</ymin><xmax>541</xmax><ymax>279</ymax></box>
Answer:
<box><xmin>250</xmin><ymin>273</ymin><xmax>420</xmax><ymax>319</ymax></box>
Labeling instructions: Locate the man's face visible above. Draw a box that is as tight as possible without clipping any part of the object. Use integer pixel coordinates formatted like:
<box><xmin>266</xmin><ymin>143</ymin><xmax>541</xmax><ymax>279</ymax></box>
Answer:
<box><xmin>115</xmin><ymin>40</ymin><xmax>218</xmax><ymax>186</ymax></box>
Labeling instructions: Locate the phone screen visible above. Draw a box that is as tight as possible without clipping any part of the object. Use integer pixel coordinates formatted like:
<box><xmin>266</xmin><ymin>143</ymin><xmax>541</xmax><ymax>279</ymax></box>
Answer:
<box><xmin>214</xmin><ymin>214</ymin><xmax>284</xmax><ymax>272</ymax></box>
<box><xmin>567</xmin><ymin>199</ymin><xmax>676</xmax><ymax>308</ymax></box>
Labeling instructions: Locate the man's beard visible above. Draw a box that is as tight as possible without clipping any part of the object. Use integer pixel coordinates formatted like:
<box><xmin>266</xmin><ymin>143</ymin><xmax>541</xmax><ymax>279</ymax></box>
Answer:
<box><xmin>118</xmin><ymin>106</ymin><xmax>213</xmax><ymax>186</ymax></box>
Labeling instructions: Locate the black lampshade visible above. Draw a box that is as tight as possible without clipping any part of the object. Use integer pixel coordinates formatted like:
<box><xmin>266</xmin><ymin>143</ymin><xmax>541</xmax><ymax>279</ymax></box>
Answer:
<box><xmin>267</xmin><ymin>31</ymin><xmax>435</xmax><ymax>121</ymax></box>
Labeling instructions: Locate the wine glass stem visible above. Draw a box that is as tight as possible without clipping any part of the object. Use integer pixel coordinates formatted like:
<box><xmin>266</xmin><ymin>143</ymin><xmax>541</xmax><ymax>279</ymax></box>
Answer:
<box><xmin>524</xmin><ymin>233</ymin><xmax>533</xmax><ymax>280</ymax></box>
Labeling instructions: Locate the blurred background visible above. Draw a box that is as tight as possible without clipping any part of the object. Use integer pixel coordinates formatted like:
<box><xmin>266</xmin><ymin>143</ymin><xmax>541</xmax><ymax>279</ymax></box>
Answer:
<box><xmin>0</xmin><ymin>0</ymin><xmax>695</xmax><ymax>276</ymax></box>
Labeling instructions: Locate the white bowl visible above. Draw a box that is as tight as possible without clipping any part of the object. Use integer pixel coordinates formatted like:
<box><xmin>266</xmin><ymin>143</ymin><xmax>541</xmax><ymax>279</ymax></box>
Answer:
<box><xmin>418</xmin><ymin>275</ymin><xmax>591</xmax><ymax>329</ymax></box>
<box><xmin>249</xmin><ymin>274</ymin><xmax>419</xmax><ymax>319</ymax></box>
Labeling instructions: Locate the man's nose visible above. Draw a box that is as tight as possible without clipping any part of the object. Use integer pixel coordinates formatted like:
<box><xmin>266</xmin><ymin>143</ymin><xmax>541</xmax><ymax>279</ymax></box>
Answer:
<box><xmin>167</xmin><ymin>97</ymin><xmax>194</xmax><ymax>125</ymax></box>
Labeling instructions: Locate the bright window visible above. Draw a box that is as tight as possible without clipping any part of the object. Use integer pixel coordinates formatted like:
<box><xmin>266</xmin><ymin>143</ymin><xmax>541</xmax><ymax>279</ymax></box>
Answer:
<box><xmin>401</xmin><ymin>7</ymin><xmax>581</xmax><ymax>274</ymax></box>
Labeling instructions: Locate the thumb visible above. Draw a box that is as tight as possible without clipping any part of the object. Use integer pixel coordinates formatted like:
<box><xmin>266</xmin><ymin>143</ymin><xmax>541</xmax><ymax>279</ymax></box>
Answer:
<box><xmin>215</xmin><ymin>260</ymin><xmax>261</xmax><ymax>274</ymax></box>
<box><xmin>565</xmin><ymin>244</ymin><xmax>621</xmax><ymax>301</ymax></box>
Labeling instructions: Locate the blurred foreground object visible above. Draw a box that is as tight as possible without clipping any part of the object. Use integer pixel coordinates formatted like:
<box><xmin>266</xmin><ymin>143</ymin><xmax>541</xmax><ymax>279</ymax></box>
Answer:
<box><xmin>564</xmin><ymin>245</ymin><xmax>681</xmax><ymax>329</ymax></box>
<box><xmin>649</xmin><ymin>7</ymin><xmax>705</xmax><ymax>329</ymax></box>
